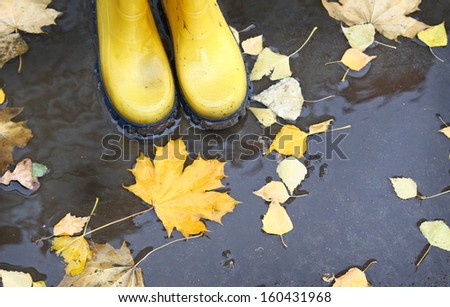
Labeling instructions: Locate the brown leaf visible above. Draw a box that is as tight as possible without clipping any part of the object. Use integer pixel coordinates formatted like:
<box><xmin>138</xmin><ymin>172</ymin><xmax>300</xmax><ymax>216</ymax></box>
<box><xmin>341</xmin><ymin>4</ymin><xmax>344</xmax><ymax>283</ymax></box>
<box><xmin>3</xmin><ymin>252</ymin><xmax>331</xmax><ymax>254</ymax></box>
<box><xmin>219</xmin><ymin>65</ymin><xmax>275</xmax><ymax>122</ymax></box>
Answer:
<box><xmin>53</xmin><ymin>213</ymin><xmax>90</xmax><ymax>237</ymax></box>
<box><xmin>0</xmin><ymin>158</ymin><xmax>40</xmax><ymax>190</ymax></box>
<box><xmin>309</xmin><ymin>119</ymin><xmax>334</xmax><ymax>135</ymax></box>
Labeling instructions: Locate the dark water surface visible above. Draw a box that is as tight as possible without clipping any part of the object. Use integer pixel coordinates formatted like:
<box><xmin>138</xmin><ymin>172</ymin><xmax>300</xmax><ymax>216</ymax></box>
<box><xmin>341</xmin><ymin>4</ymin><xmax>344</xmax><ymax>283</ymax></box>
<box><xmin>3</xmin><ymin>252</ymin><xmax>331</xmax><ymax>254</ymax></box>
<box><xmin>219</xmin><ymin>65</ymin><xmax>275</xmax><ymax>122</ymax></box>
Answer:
<box><xmin>0</xmin><ymin>0</ymin><xmax>449</xmax><ymax>286</ymax></box>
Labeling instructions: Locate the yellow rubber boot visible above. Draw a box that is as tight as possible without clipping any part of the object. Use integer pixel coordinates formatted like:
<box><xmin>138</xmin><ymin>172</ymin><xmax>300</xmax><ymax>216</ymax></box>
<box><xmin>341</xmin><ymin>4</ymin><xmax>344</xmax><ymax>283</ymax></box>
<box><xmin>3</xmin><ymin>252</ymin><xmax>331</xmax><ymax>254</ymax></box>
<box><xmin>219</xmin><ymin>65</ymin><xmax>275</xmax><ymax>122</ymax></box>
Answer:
<box><xmin>96</xmin><ymin>0</ymin><xmax>175</xmax><ymax>131</ymax></box>
<box><xmin>162</xmin><ymin>0</ymin><xmax>248</xmax><ymax>128</ymax></box>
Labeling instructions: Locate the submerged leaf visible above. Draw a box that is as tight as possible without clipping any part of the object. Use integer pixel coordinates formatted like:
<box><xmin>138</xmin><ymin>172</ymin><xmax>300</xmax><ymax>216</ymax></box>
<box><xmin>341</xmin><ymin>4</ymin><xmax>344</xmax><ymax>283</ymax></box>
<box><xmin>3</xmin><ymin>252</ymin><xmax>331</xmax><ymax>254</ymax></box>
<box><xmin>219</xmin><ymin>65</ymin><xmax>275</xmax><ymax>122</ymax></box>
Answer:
<box><xmin>277</xmin><ymin>157</ymin><xmax>307</xmax><ymax>194</ymax></box>
<box><xmin>419</xmin><ymin>220</ymin><xmax>450</xmax><ymax>251</ymax></box>
<box><xmin>51</xmin><ymin>236</ymin><xmax>93</xmax><ymax>276</ymax></box>
<box><xmin>53</xmin><ymin>213</ymin><xmax>90</xmax><ymax>237</ymax></box>
<box><xmin>125</xmin><ymin>139</ymin><xmax>239</xmax><ymax>238</ymax></box>
<box><xmin>342</xmin><ymin>24</ymin><xmax>375</xmax><ymax>52</ymax></box>
<box><xmin>58</xmin><ymin>242</ymin><xmax>144</xmax><ymax>287</ymax></box>
<box><xmin>249</xmin><ymin>107</ymin><xmax>277</xmax><ymax>127</ymax></box>
<box><xmin>262</xmin><ymin>201</ymin><xmax>293</xmax><ymax>236</ymax></box>
<box><xmin>250</xmin><ymin>47</ymin><xmax>291</xmax><ymax>81</ymax></box>
<box><xmin>341</xmin><ymin>48</ymin><xmax>376</xmax><ymax>71</ymax></box>
<box><xmin>418</xmin><ymin>22</ymin><xmax>447</xmax><ymax>48</ymax></box>
<box><xmin>267</xmin><ymin>124</ymin><xmax>308</xmax><ymax>159</ymax></box>
<box><xmin>0</xmin><ymin>107</ymin><xmax>33</xmax><ymax>173</ymax></box>
<box><xmin>389</xmin><ymin>177</ymin><xmax>418</xmax><ymax>200</ymax></box>
<box><xmin>242</xmin><ymin>35</ymin><xmax>264</xmax><ymax>55</ymax></box>
<box><xmin>333</xmin><ymin>267</ymin><xmax>369</xmax><ymax>287</ymax></box>
<box><xmin>253</xmin><ymin>181</ymin><xmax>290</xmax><ymax>204</ymax></box>
<box><xmin>252</xmin><ymin>77</ymin><xmax>304</xmax><ymax>121</ymax></box>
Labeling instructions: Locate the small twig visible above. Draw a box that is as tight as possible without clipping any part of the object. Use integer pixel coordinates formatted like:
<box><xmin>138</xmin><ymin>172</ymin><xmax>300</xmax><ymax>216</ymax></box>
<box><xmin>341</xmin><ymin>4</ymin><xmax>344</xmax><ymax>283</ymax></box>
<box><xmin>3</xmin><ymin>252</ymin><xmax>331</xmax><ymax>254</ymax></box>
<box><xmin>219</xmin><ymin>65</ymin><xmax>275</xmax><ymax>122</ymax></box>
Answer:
<box><xmin>416</xmin><ymin>244</ymin><xmax>432</xmax><ymax>269</ymax></box>
<box><xmin>375</xmin><ymin>40</ymin><xmax>397</xmax><ymax>49</ymax></box>
<box><xmin>288</xmin><ymin>27</ymin><xmax>318</xmax><ymax>58</ymax></box>
<box><xmin>430</xmin><ymin>47</ymin><xmax>445</xmax><ymax>63</ymax></box>
<box><xmin>304</xmin><ymin>95</ymin><xmax>336</xmax><ymax>103</ymax></box>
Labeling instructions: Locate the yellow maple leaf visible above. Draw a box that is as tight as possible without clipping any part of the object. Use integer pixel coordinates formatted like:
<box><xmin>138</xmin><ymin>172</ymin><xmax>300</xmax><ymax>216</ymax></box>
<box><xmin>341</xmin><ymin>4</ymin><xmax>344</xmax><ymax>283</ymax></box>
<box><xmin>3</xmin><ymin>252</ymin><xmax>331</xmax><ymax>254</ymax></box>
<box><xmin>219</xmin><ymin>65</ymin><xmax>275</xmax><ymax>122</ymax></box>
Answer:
<box><xmin>53</xmin><ymin>213</ymin><xmax>90</xmax><ymax>237</ymax></box>
<box><xmin>341</xmin><ymin>48</ymin><xmax>376</xmax><ymax>71</ymax></box>
<box><xmin>418</xmin><ymin>22</ymin><xmax>447</xmax><ymax>48</ymax></box>
<box><xmin>0</xmin><ymin>107</ymin><xmax>33</xmax><ymax>173</ymax></box>
<box><xmin>125</xmin><ymin>139</ymin><xmax>239</xmax><ymax>238</ymax></box>
<box><xmin>333</xmin><ymin>267</ymin><xmax>370</xmax><ymax>287</ymax></box>
<box><xmin>267</xmin><ymin>124</ymin><xmax>308</xmax><ymax>158</ymax></box>
<box><xmin>322</xmin><ymin>0</ymin><xmax>429</xmax><ymax>40</ymax></box>
<box><xmin>51</xmin><ymin>236</ymin><xmax>93</xmax><ymax>276</ymax></box>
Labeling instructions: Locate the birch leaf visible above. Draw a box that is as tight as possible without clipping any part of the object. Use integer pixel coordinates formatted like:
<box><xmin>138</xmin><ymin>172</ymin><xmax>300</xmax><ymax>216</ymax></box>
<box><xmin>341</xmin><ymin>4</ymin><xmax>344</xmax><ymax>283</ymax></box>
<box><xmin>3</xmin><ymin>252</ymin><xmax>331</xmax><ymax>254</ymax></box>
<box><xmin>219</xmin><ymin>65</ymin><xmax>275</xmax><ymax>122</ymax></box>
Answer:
<box><xmin>0</xmin><ymin>88</ymin><xmax>5</xmax><ymax>104</ymax></box>
<box><xmin>277</xmin><ymin>157</ymin><xmax>307</xmax><ymax>194</ymax></box>
<box><xmin>250</xmin><ymin>47</ymin><xmax>291</xmax><ymax>81</ymax></box>
<box><xmin>309</xmin><ymin>119</ymin><xmax>334</xmax><ymax>135</ymax></box>
<box><xmin>262</xmin><ymin>201</ymin><xmax>293</xmax><ymax>236</ymax></box>
<box><xmin>439</xmin><ymin>126</ymin><xmax>450</xmax><ymax>138</ymax></box>
<box><xmin>0</xmin><ymin>33</ymin><xmax>28</xmax><ymax>69</ymax></box>
<box><xmin>333</xmin><ymin>268</ymin><xmax>369</xmax><ymax>287</ymax></box>
<box><xmin>342</xmin><ymin>24</ymin><xmax>376</xmax><ymax>52</ymax></box>
<box><xmin>267</xmin><ymin>124</ymin><xmax>308</xmax><ymax>159</ymax></box>
<box><xmin>389</xmin><ymin>177</ymin><xmax>418</xmax><ymax>200</ymax></box>
<box><xmin>253</xmin><ymin>181</ymin><xmax>290</xmax><ymax>204</ymax></box>
<box><xmin>53</xmin><ymin>213</ymin><xmax>90</xmax><ymax>237</ymax></box>
<box><xmin>0</xmin><ymin>270</ymin><xmax>32</xmax><ymax>287</ymax></box>
<box><xmin>242</xmin><ymin>35</ymin><xmax>263</xmax><ymax>55</ymax></box>
<box><xmin>418</xmin><ymin>22</ymin><xmax>447</xmax><ymax>48</ymax></box>
<box><xmin>419</xmin><ymin>220</ymin><xmax>450</xmax><ymax>251</ymax></box>
<box><xmin>341</xmin><ymin>48</ymin><xmax>376</xmax><ymax>71</ymax></box>
<box><xmin>249</xmin><ymin>107</ymin><xmax>277</xmax><ymax>127</ymax></box>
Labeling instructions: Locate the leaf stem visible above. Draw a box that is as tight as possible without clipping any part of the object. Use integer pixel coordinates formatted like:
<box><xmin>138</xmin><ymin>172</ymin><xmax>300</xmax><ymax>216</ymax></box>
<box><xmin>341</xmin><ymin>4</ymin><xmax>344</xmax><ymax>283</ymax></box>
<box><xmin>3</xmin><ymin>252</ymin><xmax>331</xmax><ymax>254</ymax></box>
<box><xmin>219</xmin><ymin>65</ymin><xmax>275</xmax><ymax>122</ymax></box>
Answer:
<box><xmin>83</xmin><ymin>197</ymin><xmax>100</xmax><ymax>236</ymax></box>
<box><xmin>416</xmin><ymin>244</ymin><xmax>432</xmax><ymax>269</ymax></box>
<box><xmin>304</xmin><ymin>95</ymin><xmax>336</xmax><ymax>103</ymax></box>
<box><xmin>418</xmin><ymin>189</ymin><xmax>450</xmax><ymax>200</ymax></box>
<box><xmin>325</xmin><ymin>61</ymin><xmax>341</xmax><ymax>66</ymax></box>
<box><xmin>288</xmin><ymin>27</ymin><xmax>318</xmax><ymax>58</ymax></box>
<box><xmin>237</xmin><ymin>24</ymin><xmax>256</xmax><ymax>33</ymax></box>
<box><xmin>341</xmin><ymin>68</ymin><xmax>350</xmax><ymax>82</ymax></box>
<box><xmin>18</xmin><ymin>55</ymin><xmax>23</xmax><ymax>74</ymax></box>
<box><xmin>436</xmin><ymin>114</ymin><xmax>448</xmax><ymax>127</ymax></box>
<box><xmin>280</xmin><ymin>235</ymin><xmax>288</xmax><ymax>249</ymax></box>
<box><xmin>375</xmin><ymin>40</ymin><xmax>397</xmax><ymax>49</ymax></box>
<box><xmin>363</xmin><ymin>260</ymin><xmax>378</xmax><ymax>272</ymax></box>
<box><xmin>429</xmin><ymin>47</ymin><xmax>445</xmax><ymax>63</ymax></box>
<box><xmin>308</xmin><ymin>125</ymin><xmax>352</xmax><ymax>136</ymax></box>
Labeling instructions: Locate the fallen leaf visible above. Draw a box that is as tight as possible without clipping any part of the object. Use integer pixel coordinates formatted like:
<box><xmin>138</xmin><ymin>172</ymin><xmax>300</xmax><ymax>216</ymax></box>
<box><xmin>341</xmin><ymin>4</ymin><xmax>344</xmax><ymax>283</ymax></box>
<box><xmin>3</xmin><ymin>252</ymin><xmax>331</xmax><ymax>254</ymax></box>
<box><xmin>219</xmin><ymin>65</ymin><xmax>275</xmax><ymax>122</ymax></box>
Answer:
<box><xmin>249</xmin><ymin>107</ymin><xmax>277</xmax><ymax>127</ymax></box>
<box><xmin>230</xmin><ymin>26</ymin><xmax>240</xmax><ymax>44</ymax></box>
<box><xmin>309</xmin><ymin>119</ymin><xmax>334</xmax><ymax>135</ymax></box>
<box><xmin>0</xmin><ymin>33</ymin><xmax>28</xmax><ymax>69</ymax></box>
<box><xmin>253</xmin><ymin>181</ymin><xmax>290</xmax><ymax>203</ymax></box>
<box><xmin>0</xmin><ymin>0</ymin><xmax>61</xmax><ymax>36</ymax></box>
<box><xmin>418</xmin><ymin>22</ymin><xmax>448</xmax><ymax>48</ymax></box>
<box><xmin>33</xmin><ymin>281</ymin><xmax>46</xmax><ymax>287</ymax></box>
<box><xmin>277</xmin><ymin>157</ymin><xmax>307</xmax><ymax>194</ymax></box>
<box><xmin>342</xmin><ymin>24</ymin><xmax>375</xmax><ymax>52</ymax></box>
<box><xmin>242</xmin><ymin>35</ymin><xmax>264</xmax><ymax>55</ymax></box>
<box><xmin>0</xmin><ymin>88</ymin><xmax>5</xmax><ymax>104</ymax></box>
<box><xmin>321</xmin><ymin>0</ymin><xmax>429</xmax><ymax>40</ymax></box>
<box><xmin>419</xmin><ymin>220</ymin><xmax>450</xmax><ymax>251</ymax></box>
<box><xmin>0</xmin><ymin>269</ymin><xmax>32</xmax><ymax>287</ymax></box>
<box><xmin>32</xmin><ymin>162</ymin><xmax>48</xmax><ymax>178</ymax></box>
<box><xmin>267</xmin><ymin>124</ymin><xmax>308</xmax><ymax>159</ymax></box>
<box><xmin>250</xmin><ymin>47</ymin><xmax>291</xmax><ymax>81</ymax></box>
<box><xmin>439</xmin><ymin>127</ymin><xmax>450</xmax><ymax>138</ymax></box>
<box><xmin>0</xmin><ymin>107</ymin><xmax>33</xmax><ymax>173</ymax></box>
<box><xmin>341</xmin><ymin>48</ymin><xmax>376</xmax><ymax>71</ymax></box>
<box><xmin>252</xmin><ymin>77</ymin><xmax>304</xmax><ymax>121</ymax></box>
<box><xmin>58</xmin><ymin>242</ymin><xmax>144</xmax><ymax>287</ymax></box>
<box><xmin>0</xmin><ymin>158</ymin><xmax>40</xmax><ymax>190</ymax></box>
<box><xmin>51</xmin><ymin>236</ymin><xmax>93</xmax><ymax>276</ymax></box>
<box><xmin>53</xmin><ymin>213</ymin><xmax>90</xmax><ymax>237</ymax></box>
<box><xmin>125</xmin><ymin>139</ymin><xmax>239</xmax><ymax>238</ymax></box>
<box><xmin>333</xmin><ymin>267</ymin><xmax>369</xmax><ymax>287</ymax></box>
<box><xmin>389</xmin><ymin>177</ymin><xmax>418</xmax><ymax>200</ymax></box>
<box><xmin>262</xmin><ymin>201</ymin><xmax>293</xmax><ymax>236</ymax></box>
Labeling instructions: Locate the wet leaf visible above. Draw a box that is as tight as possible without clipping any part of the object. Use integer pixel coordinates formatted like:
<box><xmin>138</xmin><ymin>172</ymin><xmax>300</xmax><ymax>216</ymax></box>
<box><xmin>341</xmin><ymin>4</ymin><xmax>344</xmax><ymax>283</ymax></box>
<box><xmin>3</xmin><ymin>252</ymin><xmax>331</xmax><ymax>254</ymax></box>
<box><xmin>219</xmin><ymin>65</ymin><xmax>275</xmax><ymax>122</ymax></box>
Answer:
<box><xmin>333</xmin><ymin>267</ymin><xmax>369</xmax><ymax>287</ymax></box>
<box><xmin>58</xmin><ymin>242</ymin><xmax>144</xmax><ymax>287</ymax></box>
<box><xmin>0</xmin><ymin>33</ymin><xmax>28</xmax><ymax>69</ymax></box>
<box><xmin>33</xmin><ymin>281</ymin><xmax>46</xmax><ymax>287</ymax></box>
<box><xmin>249</xmin><ymin>107</ymin><xmax>277</xmax><ymax>127</ymax></box>
<box><xmin>252</xmin><ymin>77</ymin><xmax>304</xmax><ymax>121</ymax></box>
<box><xmin>32</xmin><ymin>162</ymin><xmax>48</xmax><ymax>178</ymax></box>
<box><xmin>277</xmin><ymin>157</ymin><xmax>307</xmax><ymax>194</ymax></box>
<box><xmin>250</xmin><ymin>47</ymin><xmax>291</xmax><ymax>81</ymax></box>
<box><xmin>0</xmin><ymin>0</ymin><xmax>61</xmax><ymax>36</ymax></box>
<box><xmin>419</xmin><ymin>220</ymin><xmax>450</xmax><ymax>251</ymax></box>
<box><xmin>242</xmin><ymin>35</ymin><xmax>263</xmax><ymax>55</ymax></box>
<box><xmin>389</xmin><ymin>177</ymin><xmax>417</xmax><ymax>200</ymax></box>
<box><xmin>418</xmin><ymin>22</ymin><xmax>447</xmax><ymax>48</ymax></box>
<box><xmin>0</xmin><ymin>107</ymin><xmax>33</xmax><ymax>173</ymax></box>
<box><xmin>342</xmin><ymin>24</ymin><xmax>375</xmax><ymax>52</ymax></box>
<box><xmin>230</xmin><ymin>26</ymin><xmax>240</xmax><ymax>44</ymax></box>
<box><xmin>309</xmin><ymin>119</ymin><xmax>334</xmax><ymax>135</ymax></box>
<box><xmin>0</xmin><ymin>88</ymin><xmax>5</xmax><ymax>104</ymax></box>
<box><xmin>321</xmin><ymin>0</ymin><xmax>429</xmax><ymax>40</ymax></box>
<box><xmin>53</xmin><ymin>213</ymin><xmax>90</xmax><ymax>237</ymax></box>
<box><xmin>267</xmin><ymin>124</ymin><xmax>308</xmax><ymax>159</ymax></box>
<box><xmin>262</xmin><ymin>201</ymin><xmax>293</xmax><ymax>236</ymax></box>
<box><xmin>125</xmin><ymin>139</ymin><xmax>239</xmax><ymax>238</ymax></box>
<box><xmin>0</xmin><ymin>158</ymin><xmax>40</xmax><ymax>190</ymax></box>
<box><xmin>341</xmin><ymin>48</ymin><xmax>376</xmax><ymax>71</ymax></box>
<box><xmin>439</xmin><ymin>126</ymin><xmax>450</xmax><ymax>138</ymax></box>
<box><xmin>0</xmin><ymin>269</ymin><xmax>32</xmax><ymax>287</ymax></box>
<box><xmin>51</xmin><ymin>236</ymin><xmax>93</xmax><ymax>276</ymax></box>
<box><xmin>253</xmin><ymin>181</ymin><xmax>290</xmax><ymax>203</ymax></box>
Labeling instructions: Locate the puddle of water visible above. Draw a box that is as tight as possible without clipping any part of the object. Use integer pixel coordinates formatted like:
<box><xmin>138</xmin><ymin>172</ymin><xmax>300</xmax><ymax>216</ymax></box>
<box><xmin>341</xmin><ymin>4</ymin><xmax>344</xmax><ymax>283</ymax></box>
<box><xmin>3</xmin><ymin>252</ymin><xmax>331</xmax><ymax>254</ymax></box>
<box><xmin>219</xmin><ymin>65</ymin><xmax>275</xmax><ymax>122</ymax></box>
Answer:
<box><xmin>0</xmin><ymin>0</ymin><xmax>449</xmax><ymax>286</ymax></box>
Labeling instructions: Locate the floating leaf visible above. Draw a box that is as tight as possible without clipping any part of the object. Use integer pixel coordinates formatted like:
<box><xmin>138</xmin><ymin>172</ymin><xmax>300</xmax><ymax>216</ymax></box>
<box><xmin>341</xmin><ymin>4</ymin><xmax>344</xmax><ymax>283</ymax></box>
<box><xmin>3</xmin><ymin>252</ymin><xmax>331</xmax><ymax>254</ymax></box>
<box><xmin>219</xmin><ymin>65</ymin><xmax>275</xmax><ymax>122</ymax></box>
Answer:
<box><xmin>58</xmin><ymin>242</ymin><xmax>144</xmax><ymax>287</ymax></box>
<box><xmin>0</xmin><ymin>107</ymin><xmax>33</xmax><ymax>173</ymax></box>
<box><xmin>267</xmin><ymin>124</ymin><xmax>308</xmax><ymax>158</ymax></box>
<box><xmin>32</xmin><ymin>162</ymin><xmax>48</xmax><ymax>178</ymax></box>
<box><xmin>419</xmin><ymin>220</ymin><xmax>450</xmax><ymax>251</ymax></box>
<box><xmin>249</xmin><ymin>107</ymin><xmax>277</xmax><ymax>127</ymax></box>
<box><xmin>252</xmin><ymin>77</ymin><xmax>304</xmax><ymax>121</ymax></box>
<box><xmin>0</xmin><ymin>269</ymin><xmax>32</xmax><ymax>287</ymax></box>
<box><xmin>341</xmin><ymin>48</ymin><xmax>376</xmax><ymax>71</ymax></box>
<box><xmin>51</xmin><ymin>236</ymin><xmax>93</xmax><ymax>276</ymax></box>
<box><xmin>250</xmin><ymin>47</ymin><xmax>291</xmax><ymax>81</ymax></box>
<box><xmin>53</xmin><ymin>213</ymin><xmax>90</xmax><ymax>237</ymax></box>
<box><xmin>0</xmin><ymin>33</ymin><xmax>29</xmax><ymax>69</ymax></box>
<box><xmin>230</xmin><ymin>26</ymin><xmax>240</xmax><ymax>44</ymax></box>
<box><xmin>125</xmin><ymin>139</ymin><xmax>239</xmax><ymax>238</ymax></box>
<box><xmin>418</xmin><ymin>22</ymin><xmax>447</xmax><ymax>48</ymax></box>
<box><xmin>0</xmin><ymin>88</ymin><xmax>5</xmax><ymax>104</ymax></box>
<box><xmin>342</xmin><ymin>24</ymin><xmax>375</xmax><ymax>52</ymax></box>
<box><xmin>277</xmin><ymin>157</ymin><xmax>307</xmax><ymax>194</ymax></box>
<box><xmin>242</xmin><ymin>35</ymin><xmax>264</xmax><ymax>55</ymax></box>
<box><xmin>262</xmin><ymin>201</ymin><xmax>293</xmax><ymax>236</ymax></box>
<box><xmin>253</xmin><ymin>181</ymin><xmax>290</xmax><ymax>203</ymax></box>
<box><xmin>33</xmin><ymin>281</ymin><xmax>46</xmax><ymax>287</ymax></box>
<box><xmin>439</xmin><ymin>127</ymin><xmax>450</xmax><ymax>139</ymax></box>
<box><xmin>321</xmin><ymin>0</ymin><xmax>429</xmax><ymax>40</ymax></box>
<box><xmin>309</xmin><ymin>119</ymin><xmax>334</xmax><ymax>135</ymax></box>
<box><xmin>0</xmin><ymin>158</ymin><xmax>40</xmax><ymax>190</ymax></box>
<box><xmin>389</xmin><ymin>177</ymin><xmax>417</xmax><ymax>200</ymax></box>
<box><xmin>333</xmin><ymin>267</ymin><xmax>369</xmax><ymax>287</ymax></box>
